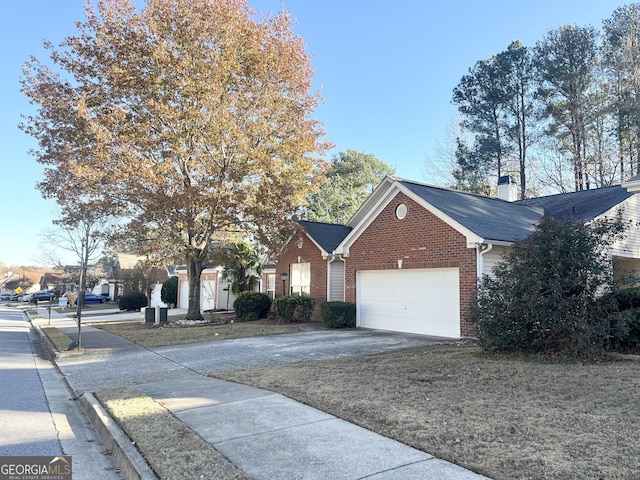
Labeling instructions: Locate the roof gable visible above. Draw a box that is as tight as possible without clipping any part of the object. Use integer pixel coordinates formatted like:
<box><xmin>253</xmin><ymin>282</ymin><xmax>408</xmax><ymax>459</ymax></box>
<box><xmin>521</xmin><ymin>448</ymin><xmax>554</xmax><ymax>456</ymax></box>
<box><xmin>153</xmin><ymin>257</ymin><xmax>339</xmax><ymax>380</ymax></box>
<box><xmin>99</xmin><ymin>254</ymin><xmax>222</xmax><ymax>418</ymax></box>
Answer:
<box><xmin>298</xmin><ymin>220</ymin><xmax>352</xmax><ymax>255</ymax></box>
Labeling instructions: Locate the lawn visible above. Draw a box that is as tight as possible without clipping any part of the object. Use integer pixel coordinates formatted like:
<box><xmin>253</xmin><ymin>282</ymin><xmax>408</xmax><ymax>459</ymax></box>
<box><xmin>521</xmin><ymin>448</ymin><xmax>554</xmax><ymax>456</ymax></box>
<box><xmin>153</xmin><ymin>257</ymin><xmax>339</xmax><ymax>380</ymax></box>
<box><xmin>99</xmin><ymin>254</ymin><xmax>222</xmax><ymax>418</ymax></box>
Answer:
<box><xmin>91</xmin><ymin>317</ymin><xmax>303</xmax><ymax>347</ymax></box>
<box><xmin>212</xmin><ymin>345</ymin><xmax>640</xmax><ymax>480</ymax></box>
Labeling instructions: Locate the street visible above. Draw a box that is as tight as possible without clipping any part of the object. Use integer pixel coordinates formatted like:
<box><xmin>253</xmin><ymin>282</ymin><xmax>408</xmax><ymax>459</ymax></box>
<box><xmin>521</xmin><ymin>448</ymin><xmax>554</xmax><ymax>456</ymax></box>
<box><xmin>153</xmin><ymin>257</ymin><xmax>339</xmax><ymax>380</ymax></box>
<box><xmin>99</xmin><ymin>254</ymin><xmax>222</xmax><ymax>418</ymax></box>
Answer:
<box><xmin>0</xmin><ymin>306</ymin><xmax>122</xmax><ymax>479</ymax></box>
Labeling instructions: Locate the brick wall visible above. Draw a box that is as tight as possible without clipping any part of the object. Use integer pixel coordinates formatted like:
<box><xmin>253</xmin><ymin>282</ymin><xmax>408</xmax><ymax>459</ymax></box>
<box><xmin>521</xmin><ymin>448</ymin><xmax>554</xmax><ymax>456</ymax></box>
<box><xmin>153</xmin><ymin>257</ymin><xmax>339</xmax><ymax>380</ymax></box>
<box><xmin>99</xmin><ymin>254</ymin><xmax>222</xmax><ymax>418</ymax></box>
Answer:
<box><xmin>274</xmin><ymin>225</ymin><xmax>327</xmax><ymax>320</ymax></box>
<box><xmin>346</xmin><ymin>192</ymin><xmax>478</xmax><ymax>337</ymax></box>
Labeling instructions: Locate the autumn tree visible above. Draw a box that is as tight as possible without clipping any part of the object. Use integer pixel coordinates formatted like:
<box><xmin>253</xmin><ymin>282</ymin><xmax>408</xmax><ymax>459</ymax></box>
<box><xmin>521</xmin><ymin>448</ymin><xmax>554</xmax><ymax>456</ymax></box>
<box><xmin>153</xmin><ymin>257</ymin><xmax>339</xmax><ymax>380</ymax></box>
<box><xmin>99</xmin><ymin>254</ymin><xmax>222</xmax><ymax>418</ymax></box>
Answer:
<box><xmin>20</xmin><ymin>0</ymin><xmax>329</xmax><ymax>320</ymax></box>
<box><xmin>305</xmin><ymin>150</ymin><xmax>395</xmax><ymax>224</ymax></box>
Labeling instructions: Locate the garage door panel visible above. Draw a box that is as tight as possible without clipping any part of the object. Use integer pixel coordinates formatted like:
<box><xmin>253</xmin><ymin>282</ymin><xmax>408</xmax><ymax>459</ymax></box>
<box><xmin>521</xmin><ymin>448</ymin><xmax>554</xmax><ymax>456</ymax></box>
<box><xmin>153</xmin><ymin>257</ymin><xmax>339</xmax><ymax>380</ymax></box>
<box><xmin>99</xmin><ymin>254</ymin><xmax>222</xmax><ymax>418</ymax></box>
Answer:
<box><xmin>357</xmin><ymin>268</ymin><xmax>460</xmax><ymax>338</ymax></box>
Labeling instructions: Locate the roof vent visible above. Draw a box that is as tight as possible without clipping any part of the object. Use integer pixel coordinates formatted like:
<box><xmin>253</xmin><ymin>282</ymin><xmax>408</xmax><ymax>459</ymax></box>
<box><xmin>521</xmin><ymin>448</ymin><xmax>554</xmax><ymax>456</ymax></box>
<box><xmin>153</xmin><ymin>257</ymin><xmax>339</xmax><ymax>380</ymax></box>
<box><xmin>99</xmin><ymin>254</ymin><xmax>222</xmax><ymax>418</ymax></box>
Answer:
<box><xmin>497</xmin><ymin>175</ymin><xmax>518</xmax><ymax>202</ymax></box>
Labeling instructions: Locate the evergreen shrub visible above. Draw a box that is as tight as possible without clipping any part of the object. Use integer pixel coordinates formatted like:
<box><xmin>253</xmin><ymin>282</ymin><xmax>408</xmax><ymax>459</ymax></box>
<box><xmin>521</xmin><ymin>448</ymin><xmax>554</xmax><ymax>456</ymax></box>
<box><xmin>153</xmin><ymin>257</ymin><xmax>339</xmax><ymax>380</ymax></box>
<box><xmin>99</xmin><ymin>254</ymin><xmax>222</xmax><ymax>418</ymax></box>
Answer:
<box><xmin>273</xmin><ymin>295</ymin><xmax>316</xmax><ymax>322</ymax></box>
<box><xmin>233</xmin><ymin>291</ymin><xmax>271</xmax><ymax>321</ymax></box>
<box><xmin>118</xmin><ymin>291</ymin><xmax>148</xmax><ymax>311</ymax></box>
<box><xmin>321</xmin><ymin>302</ymin><xmax>356</xmax><ymax>328</ymax></box>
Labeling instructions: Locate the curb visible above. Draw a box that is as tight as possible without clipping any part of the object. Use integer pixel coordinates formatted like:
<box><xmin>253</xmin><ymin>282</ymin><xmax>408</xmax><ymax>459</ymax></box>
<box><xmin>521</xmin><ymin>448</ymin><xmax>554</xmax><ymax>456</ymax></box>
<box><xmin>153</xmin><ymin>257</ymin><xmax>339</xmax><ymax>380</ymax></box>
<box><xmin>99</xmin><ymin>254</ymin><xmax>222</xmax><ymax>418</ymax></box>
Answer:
<box><xmin>27</xmin><ymin>311</ymin><xmax>157</xmax><ymax>480</ymax></box>
<box><xmin>78</xmin><ymin>393</ymin><xmax>157</xmax><ymax>480</ymax></box>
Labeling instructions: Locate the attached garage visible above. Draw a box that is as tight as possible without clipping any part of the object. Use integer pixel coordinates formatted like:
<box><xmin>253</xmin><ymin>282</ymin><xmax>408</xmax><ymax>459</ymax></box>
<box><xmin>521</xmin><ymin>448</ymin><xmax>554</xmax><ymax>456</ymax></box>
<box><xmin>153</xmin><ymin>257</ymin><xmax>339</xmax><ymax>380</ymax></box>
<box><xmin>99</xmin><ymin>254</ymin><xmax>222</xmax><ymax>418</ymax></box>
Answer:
<box><xmin>356</xmin><ymin>268</ymin><xmax>461</xmax><ymax>338</ymax></box>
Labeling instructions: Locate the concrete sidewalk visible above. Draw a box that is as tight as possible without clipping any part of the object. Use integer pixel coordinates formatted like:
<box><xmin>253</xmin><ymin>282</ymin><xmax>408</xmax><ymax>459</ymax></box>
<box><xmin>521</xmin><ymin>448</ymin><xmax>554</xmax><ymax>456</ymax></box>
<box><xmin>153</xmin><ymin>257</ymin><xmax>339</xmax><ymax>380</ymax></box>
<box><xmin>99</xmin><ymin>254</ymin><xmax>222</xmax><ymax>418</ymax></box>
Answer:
<box><xmin>33</xmin><ymin>306</ymin><xmax>490</xmax><ymax>479</ymax></box>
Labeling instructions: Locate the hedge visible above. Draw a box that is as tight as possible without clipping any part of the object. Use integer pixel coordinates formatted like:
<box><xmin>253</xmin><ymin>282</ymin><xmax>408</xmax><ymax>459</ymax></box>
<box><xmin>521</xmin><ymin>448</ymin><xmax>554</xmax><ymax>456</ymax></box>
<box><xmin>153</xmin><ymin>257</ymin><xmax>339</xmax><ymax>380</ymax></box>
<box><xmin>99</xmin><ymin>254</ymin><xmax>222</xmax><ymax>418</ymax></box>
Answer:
<box><xmin>321</xmin><ymin>302</ymin><xmax>356</xmax><ymax>329</ymax></box>
<box><xmin>233</xmin><ymin>291</ymin><xmax>272</xmax><ymax>321</ymax></box>
<box><xmin>273</xmin><ymin>295</ymin><xmax>315</xmax><ymax>322</ymax></box>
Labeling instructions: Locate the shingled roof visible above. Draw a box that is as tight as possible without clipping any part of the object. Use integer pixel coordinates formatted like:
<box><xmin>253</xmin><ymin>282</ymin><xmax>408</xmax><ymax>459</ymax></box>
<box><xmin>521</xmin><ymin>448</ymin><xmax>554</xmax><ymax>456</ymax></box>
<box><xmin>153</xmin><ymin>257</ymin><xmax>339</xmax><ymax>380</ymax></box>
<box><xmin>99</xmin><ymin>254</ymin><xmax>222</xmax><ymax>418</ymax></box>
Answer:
<box><xmin>398</xmin><ymin>179</ymin><xmax>543</xmax><ymax>243</ymax></box>
<box><xmin>298</xmin><ymin>220</ymin><xmax>352</xmax><ymax>254</ymax></box>
<box><xmin>516</xmin><ymin>185</ymin><xmax>633</xmax><ymax>222</ymax></box>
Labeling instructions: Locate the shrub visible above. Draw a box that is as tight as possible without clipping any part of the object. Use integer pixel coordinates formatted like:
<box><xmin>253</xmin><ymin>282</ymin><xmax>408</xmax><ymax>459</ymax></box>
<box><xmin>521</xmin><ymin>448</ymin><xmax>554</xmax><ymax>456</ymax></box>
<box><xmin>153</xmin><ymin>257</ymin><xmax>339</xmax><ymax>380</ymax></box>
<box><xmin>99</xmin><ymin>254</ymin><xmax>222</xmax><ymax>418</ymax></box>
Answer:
<box><xmin>321</xmin><ymin>302</ymin><xmax>355</xmax><ymax>329</ymax></box>
<box><xmin>160</xmin><ymin>276</ymin><xmax>178</xmax><ymax>306</ymax></box>
<box><xmin>233</xmin><ymin>291</ymin><xmax>271</xmax><ymax>321</ymax></box>
<box><xmin>118</xmin><ymin>291</ymin><xmax>148</xmax><ymax>311</ymax></box>
<box><xmin>273</xmin><ymin>295</ymin><xmax>316</xmax><ymax>322</ymax></box>
<box><xmin>472</xmin><ymin>215</ymin><xmax>627</xmax><ymax>358</ymax></box>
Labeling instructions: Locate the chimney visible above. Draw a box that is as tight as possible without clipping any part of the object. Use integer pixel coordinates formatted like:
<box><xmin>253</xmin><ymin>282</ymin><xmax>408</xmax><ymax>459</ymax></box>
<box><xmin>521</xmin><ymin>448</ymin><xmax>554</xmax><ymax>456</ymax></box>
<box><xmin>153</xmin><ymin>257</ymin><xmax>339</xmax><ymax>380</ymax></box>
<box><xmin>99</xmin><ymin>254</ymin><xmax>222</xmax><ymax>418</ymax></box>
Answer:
<box><xmin>497</xmin><ymin>175</ymin><xmax>518</xmax><ymax>202</ymax></box>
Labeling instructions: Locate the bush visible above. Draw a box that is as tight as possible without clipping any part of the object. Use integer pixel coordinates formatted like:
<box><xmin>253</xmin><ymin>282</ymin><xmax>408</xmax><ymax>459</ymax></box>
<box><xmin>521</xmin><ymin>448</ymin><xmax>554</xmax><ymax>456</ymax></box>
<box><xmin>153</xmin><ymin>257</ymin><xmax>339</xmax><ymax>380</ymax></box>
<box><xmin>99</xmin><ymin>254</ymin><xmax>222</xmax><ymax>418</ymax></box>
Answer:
<box><xmin>321</xmin><ymin>302</ymin><xmax>355</xmax><ymax>329</ymax></box>
<box><xmin>273</xmin><ymin>295</ymin><xmax>316</xmax><ymax>323</ymax></box>
<box><xmin>161</xmin><ymin>276</ymin><xmax>178</xmax><ymax>306</ymax></box>
<box><xmin>233</xmin><ymin>291</ymin><xmax>271</xmax><ymax>321</ymax></box>
<box><xmin>472</xmin><ymin>216</ymin><xmax>627</xmax><ymax>358</ymax></box>
<box><xmin>118</xmin><ymin>291</ymin><xmax>148</xmax><ymax>311</ymax></box>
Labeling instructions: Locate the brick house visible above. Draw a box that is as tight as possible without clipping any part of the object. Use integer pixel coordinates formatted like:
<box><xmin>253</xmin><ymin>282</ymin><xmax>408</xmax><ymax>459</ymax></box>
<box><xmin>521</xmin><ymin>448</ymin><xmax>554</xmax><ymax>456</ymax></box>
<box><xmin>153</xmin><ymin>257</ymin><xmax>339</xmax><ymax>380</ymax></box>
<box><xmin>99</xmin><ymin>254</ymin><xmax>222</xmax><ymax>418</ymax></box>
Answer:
<box><xmin>274</xmin><ymin>176</ymin><xmax>640</xmax><ymax>338</ymax></box>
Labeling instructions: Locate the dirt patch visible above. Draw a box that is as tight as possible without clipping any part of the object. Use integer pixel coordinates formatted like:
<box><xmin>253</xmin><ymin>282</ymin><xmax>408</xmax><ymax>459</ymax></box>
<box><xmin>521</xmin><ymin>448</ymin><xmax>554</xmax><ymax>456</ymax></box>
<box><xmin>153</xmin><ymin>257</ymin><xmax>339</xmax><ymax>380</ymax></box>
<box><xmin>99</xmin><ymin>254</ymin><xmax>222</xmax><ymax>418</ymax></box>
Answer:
<box><xmin>212</xmin><ymin>345</ymin><xmax>640</xmax><ymax>480</ymax></box>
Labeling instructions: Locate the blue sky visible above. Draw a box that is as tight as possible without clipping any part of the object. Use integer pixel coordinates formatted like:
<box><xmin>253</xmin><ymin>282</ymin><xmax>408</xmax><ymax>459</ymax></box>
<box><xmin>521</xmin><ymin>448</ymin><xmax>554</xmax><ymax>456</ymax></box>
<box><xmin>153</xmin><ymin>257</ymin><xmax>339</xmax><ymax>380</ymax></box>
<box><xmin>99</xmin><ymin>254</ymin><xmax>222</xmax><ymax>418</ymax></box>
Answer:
<box><xmin>0</xmin><ymin>0</ymin><xmax>629</xmax><ymax>267</ymax></box>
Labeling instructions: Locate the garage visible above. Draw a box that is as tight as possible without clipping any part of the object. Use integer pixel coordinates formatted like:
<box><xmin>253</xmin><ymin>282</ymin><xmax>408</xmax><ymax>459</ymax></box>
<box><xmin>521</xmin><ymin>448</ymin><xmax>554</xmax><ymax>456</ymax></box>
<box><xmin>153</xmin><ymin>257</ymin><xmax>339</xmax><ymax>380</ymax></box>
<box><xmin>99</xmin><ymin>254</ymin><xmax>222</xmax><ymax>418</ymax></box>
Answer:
<box><xmin>356</xmin><ymin>268</ymin><xmax>460</xmax><ymax>338</ymax></box>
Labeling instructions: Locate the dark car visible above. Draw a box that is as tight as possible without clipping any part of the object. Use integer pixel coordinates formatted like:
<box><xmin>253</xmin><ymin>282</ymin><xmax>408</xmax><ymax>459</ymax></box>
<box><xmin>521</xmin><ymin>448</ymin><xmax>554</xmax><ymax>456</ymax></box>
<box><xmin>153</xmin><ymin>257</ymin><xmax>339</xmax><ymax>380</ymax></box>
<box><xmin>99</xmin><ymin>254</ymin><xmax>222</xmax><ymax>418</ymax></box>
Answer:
<box><xmin>0</xmin><ymin>293</ymin><xmax>11</xmax><ymax>301</ymax></box>
<box><xmin>30</xmin><ymin>290</ymin><xmax>56</xmax><ymax>302</ymax></box>
<box><xmin>81</xmin><ymin>293</ymin><xmax>110</xmax><ymax>304</ymax></box>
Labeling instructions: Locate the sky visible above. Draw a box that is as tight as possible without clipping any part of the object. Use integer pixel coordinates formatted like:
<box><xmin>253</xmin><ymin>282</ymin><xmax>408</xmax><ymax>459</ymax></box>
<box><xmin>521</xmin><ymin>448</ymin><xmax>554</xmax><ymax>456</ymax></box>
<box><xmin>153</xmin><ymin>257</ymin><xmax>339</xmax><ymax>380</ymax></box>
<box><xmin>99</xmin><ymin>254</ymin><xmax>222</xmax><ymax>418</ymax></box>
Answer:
<box><xmin>0</xmin><ymin>0</ymin><xmax>630</xmax><ymax>267</ymax></box>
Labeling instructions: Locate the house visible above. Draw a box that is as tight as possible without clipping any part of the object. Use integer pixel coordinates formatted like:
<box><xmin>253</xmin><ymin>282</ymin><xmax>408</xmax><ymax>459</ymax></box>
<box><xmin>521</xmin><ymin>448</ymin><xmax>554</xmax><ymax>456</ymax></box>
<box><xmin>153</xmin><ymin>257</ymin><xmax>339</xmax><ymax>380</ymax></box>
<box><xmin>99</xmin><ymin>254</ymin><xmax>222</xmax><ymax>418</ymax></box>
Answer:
<box><xmin>106</xmin><ymin>253</ymin><xmax>171</xmax><ymax>306</ymax></box>
<box><xmin>273</xmin><ymin>176</ymin><xmax>640</xmax><ymax>338</ymax></box>
<box><xmin>176</xmin><ymin>264</ymin><xmax>236</xmax><ymax>312</ymax></box>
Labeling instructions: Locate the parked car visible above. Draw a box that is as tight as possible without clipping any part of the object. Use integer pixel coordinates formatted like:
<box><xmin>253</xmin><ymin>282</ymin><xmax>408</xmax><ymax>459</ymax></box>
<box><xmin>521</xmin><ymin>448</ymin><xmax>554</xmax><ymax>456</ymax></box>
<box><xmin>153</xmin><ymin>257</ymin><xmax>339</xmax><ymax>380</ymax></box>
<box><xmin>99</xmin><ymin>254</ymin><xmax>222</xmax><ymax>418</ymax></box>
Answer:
<box><xmin>30</xmin><ymin>290</ymin><xmax>56</xmax><ymax>302</ymax></box>
<box><xmin>79</xmin><ymin>293</ymin><xmax>110</xmax><ymax>304</ymax></box>
<box><xmin>21</xmin><ymin>293</ymin><xmax>33</xmax><ymax>302</ymax></box>
<box><xmin>0</xmin><ymin>294</ymin><xmax>11</xmax><ymax>301</ymax></box>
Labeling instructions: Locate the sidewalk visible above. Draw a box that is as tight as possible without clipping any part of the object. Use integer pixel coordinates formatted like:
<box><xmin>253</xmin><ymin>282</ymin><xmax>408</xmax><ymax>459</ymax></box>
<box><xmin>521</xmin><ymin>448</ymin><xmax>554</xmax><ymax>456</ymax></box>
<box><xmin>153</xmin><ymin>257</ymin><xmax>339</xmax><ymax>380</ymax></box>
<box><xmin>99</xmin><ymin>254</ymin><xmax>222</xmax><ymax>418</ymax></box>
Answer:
<box><xmin>32</xmin><ymin>306</ymin><xmax>490</xmax><ymax>480</ymax></box>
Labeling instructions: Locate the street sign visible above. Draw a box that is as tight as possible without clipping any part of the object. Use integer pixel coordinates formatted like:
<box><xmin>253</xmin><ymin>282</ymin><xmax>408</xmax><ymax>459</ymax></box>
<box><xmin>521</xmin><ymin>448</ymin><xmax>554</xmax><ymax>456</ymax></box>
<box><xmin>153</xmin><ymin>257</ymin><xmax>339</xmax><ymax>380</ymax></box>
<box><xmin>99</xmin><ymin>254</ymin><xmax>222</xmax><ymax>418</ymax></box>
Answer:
<box><xmin>15</xmin><ymin>287</ymin><xmax>23</xmax><ymax>294</ymax></box>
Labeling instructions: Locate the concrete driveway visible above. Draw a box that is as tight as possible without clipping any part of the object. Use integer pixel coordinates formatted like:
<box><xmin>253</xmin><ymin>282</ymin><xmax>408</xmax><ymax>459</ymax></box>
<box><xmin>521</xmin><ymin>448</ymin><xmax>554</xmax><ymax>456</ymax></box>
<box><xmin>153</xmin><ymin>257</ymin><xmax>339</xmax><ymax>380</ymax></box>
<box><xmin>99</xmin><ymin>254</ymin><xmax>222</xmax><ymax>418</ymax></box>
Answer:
<box><xmin>54</xmin><ymin>324</ymin><xmax>445</xmax><ymax>392</ymax></box>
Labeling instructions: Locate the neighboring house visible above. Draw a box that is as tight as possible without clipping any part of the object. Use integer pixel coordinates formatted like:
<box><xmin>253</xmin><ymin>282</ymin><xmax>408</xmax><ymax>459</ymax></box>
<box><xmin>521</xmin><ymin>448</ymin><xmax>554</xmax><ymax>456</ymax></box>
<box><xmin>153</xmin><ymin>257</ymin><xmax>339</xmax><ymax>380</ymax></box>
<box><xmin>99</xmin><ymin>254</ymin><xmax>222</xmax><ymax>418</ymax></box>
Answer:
<box><xmin>107</xmin><ymin>253</ymin><xmax>171</xmax><ymax>306</ymax></box>
<box><xmin>39</xmin><ymin>271</ymin><xmax>73</xmax><ymax>294</ymax></box>
<box><xmin>0</xmin><ymin>269</ymin><xmax>45</xmax><ymax>295</ymax></box>
<box><xmin>273</xmin><ymin>176</ymin><xmax>640</xmax><ymax>339</ymax></box>
<box><xmin>176</xmin><ymin>264</ymin><xmax>236</xmax><ymax>312</ymax></box>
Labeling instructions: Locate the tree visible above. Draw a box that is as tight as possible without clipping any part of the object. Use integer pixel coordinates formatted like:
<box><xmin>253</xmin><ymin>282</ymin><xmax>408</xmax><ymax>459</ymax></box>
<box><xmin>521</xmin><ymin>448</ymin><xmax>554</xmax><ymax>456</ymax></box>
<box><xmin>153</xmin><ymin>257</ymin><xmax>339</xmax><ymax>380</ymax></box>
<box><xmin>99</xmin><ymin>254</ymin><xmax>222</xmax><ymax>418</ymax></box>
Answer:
<box><xmin>39</xmin><ymin>209</ymin><xmax>114</xmax><ymax>269</ymax></box>
<box><xmin>534</xmin><ymin>25</ymin><xmax>599</xmax><ymax>191</ymax></box>
<box><xmin>472</xmin><ymin>215</ymin><xmax>628</xmax><ymax>358</ymax></box>
<box><xmin>497</xmin><ymin>41</ymin><xmax>538</xmax><ymax>198</ymax></box>
<box><xmin>451</xmin><ymin>137</ymin><xmax>491</xmax><ymax>194</ymax></box>
<box><xmin>20</xmin><ymin>0</ymin><xmax>329</xmax><ymax>320</ymax></box>
<box><xmin>305</xmin><ymin>150</ymin><xmax>395</xmax><ymax>224</ymax></box>
<box><xmin>222</xmin><ymin>241</ymin><xmax>262</xmax><ymax>295</ymax></box>
<box><xmin>602</xmin><ymin>3</ymin><xmax>640</xmax><ymax>181</ymax></box>
<box><xmin>452</xmin><ymin>54</ymin><xmax>511</xmax><ymax>181</ymax></box>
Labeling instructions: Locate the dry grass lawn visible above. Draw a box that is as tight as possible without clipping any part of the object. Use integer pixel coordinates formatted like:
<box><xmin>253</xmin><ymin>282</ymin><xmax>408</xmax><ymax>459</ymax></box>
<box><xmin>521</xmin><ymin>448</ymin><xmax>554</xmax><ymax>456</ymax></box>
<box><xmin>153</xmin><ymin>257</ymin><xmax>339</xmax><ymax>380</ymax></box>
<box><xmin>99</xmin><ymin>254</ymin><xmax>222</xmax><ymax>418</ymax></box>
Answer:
<box><xmin>212</xmin><ymin>345</ymin><xmax>640</xmax><ymax>480</ymax></box>
<box><xmin>92</xmin><ymin>319</ymin><xmax>302</xmax><ymax>347</ymax></box>
<box><xmin>95</xmin><ymin>388</ymin><xmax>248</xmax><ymax>480</ymax></box>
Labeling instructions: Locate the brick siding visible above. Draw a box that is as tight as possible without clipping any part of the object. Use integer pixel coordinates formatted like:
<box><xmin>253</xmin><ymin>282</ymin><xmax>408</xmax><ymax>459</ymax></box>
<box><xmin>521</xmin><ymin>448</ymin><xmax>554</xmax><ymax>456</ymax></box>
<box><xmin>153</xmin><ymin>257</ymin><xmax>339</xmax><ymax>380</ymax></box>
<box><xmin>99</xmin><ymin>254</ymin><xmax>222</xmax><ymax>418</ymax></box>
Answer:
<box><xmin>275</xmin><ymin>226</ymin><xmax>327</xmax><ymax>320</ymax></box>
<box><xmin>346</xmin><ymin>192</ymin><xmax>477</xmax><ymax>337</ymax></box>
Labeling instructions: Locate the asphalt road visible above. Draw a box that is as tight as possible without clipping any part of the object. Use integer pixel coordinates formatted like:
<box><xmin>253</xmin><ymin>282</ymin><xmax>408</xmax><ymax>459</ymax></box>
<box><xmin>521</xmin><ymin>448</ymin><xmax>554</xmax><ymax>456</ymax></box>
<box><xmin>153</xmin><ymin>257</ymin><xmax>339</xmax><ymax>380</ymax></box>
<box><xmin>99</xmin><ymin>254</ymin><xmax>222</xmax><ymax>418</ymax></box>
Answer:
<box><xmin>0</xmin><ymin>306</ymin><xmax>122</xmax><ymax>479</ymax></box>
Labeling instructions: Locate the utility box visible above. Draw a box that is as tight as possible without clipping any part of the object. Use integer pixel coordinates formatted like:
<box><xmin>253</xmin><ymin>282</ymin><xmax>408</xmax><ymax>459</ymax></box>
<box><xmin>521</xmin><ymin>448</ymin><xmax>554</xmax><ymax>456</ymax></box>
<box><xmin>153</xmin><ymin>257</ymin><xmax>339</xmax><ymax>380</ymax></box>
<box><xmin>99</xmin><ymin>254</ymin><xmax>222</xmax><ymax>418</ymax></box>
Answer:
<box><xmin>155</xmin><ymin>306</ymin><xmax>168</xmax><ymax>324</ymax></box>
<box><xmin>142</xmin><ymin>307</ymin><xmax>155</xmax><ymax>323</ymax></box>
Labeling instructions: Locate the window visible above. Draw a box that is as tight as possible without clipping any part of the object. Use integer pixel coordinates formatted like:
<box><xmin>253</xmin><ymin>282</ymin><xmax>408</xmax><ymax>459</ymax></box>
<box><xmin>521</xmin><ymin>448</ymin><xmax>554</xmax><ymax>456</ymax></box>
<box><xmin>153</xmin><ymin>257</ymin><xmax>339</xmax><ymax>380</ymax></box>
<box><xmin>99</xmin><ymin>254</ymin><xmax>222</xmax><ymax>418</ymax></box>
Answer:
<box><xmin>266</xmin><ymin>274</ymin><xmax>275</xmax><ymax>299</ymax></box>
<box><xmin>290</xmin><ymin>263</ymin><xmax>310</xmax><ymax>295</ymax></box>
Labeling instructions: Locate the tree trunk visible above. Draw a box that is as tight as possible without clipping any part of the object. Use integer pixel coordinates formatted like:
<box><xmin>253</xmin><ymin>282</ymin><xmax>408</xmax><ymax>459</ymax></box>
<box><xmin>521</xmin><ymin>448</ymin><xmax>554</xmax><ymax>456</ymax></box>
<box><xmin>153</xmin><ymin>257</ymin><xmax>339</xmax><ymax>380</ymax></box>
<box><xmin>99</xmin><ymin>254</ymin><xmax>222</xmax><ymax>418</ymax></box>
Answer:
<box><xmin>186</xmin><ymin>256</ymin><xmax>204</xmax><ymax>320</ymax></box>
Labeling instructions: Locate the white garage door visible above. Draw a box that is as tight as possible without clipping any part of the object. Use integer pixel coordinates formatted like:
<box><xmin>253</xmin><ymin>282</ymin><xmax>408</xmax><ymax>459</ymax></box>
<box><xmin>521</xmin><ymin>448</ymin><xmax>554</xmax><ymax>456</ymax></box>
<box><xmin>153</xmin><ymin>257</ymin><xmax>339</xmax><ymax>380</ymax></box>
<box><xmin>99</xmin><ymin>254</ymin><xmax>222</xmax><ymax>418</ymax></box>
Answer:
<box><xmin>201</xmin><ymin>280</ymin><xmax>216</xmax><ymax>311</ymax></box>
<box><xmin>357</xmin><ymin>268</ymin><xmax>460</xmax><ymax>338</ymax></box>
